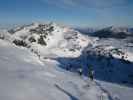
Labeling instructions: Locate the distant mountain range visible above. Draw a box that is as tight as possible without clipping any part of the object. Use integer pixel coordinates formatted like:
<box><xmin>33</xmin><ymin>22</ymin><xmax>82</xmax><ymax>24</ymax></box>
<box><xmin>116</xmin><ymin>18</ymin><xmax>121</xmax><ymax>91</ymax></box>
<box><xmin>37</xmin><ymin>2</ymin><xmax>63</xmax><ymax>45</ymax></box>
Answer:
<box><xmin>76</xmin><ymin>26</ymin><xmax>133</xmax><ymax>39</ymax></box>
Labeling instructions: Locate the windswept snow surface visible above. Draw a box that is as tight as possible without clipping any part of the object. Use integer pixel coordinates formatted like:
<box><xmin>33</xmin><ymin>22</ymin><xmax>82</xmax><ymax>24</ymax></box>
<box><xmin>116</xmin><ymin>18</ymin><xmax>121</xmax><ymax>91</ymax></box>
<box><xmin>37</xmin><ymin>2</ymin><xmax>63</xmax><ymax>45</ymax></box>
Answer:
<box><xmin>0</xmin><ymin>39</ymin><xmax>110</xmax><ymax>100</ymax></box>
<box><xmin>96</xmin><ymin>80</ymin><xmax>133</xmax><ymax>100</ymax></box>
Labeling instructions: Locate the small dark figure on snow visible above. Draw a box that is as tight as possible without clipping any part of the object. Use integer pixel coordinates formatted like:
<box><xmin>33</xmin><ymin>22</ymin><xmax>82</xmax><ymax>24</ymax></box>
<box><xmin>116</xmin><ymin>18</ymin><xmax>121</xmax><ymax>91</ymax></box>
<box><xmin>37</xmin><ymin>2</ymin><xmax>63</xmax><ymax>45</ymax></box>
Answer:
<box><xmin>66</xmin><ymin>64</ymin><xmax>72</xmax><ymax>71</ymax></box>
<box><xmin>88</xmin><ymin>66</ymin><xmax>94</xmax><ymax>81</ymax></box>
<box><xmin>78</xmin><ymin>68</ymin><xmax>82</xmax><ymax>76</ymax></box>
<box><xmin>66</xmin><ymin>65</ymin><xmax>69</xmax><ymax>71</ymax></box>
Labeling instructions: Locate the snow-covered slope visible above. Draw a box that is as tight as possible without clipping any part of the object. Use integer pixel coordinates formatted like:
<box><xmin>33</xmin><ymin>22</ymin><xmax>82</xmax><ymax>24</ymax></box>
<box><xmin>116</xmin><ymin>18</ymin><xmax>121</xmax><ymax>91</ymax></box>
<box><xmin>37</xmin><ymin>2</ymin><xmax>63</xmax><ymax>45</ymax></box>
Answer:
<box><xmin>0</xmin><ymin>23</ymin><xmax>133</xmax><ymax>100</ymax></box>
<box><xmin>0</xmin><ymin>39</ymin><xmax>112</xmax><ymax>100</ymax></box>
<box><xmin>3</xmin><ymin>22</ymin><xmax>89</xmax><ymax>58</ymax></box>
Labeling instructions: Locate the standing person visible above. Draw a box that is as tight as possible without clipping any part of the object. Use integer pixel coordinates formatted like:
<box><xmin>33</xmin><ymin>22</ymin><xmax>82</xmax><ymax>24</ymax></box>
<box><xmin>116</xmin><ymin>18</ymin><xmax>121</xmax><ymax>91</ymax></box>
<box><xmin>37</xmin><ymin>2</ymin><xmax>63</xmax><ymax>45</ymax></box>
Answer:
<box><xmin>66</xmin><ymin>64</ymin><xmax>72</xmax><ymax>71</ymax></box>
<box><xmin>66</xmin><ymin>64</ymin><xmax>69</xmax><ymax>71</ymax></box>
<box><xmin>78</xmin><ymin>67</ymin><xmax>82</xmax><ymax>76</ymax></box>
<box><xmin>88</xmin><ymin>65</ymin><xmax>94</xmax><ymax>81</ymax></box>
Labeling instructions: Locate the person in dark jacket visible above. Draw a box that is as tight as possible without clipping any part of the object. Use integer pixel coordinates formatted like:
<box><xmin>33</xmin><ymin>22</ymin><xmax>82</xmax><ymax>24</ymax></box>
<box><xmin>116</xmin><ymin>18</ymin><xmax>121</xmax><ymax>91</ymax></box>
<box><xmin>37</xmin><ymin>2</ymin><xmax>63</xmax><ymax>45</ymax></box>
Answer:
<box><xmin>88</xmin><ymin>66</ymin><xmax>94</xmax><ymax>81</ymax></box>
<box><xmin>78</xmin><ymin>68</ymin><xmax>82</xmax><ymax>76</ymax></box>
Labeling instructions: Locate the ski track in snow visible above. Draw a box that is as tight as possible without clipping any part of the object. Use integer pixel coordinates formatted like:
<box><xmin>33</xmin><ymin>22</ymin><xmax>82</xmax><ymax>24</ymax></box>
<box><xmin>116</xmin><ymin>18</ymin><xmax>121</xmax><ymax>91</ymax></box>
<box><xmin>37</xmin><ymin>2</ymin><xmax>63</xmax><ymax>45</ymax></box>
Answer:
<box><xmin>95</xmin><ymin>81</ymin><xmax>116</xmax><ymax>100</ymax></box>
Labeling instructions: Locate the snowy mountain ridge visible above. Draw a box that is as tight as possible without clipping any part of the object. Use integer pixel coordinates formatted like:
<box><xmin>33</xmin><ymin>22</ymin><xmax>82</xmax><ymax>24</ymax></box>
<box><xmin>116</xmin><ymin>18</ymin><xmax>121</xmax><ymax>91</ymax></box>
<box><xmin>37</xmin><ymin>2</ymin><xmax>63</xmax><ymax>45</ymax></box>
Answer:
<box><xmin>76</xmin><ymin>26</ymin><xmax>133</xmax><ymax>39</ymax></box>
<box><xmin>0</xmin><ymin>22</ymin><xmax>133</xmax><ymax>64</ymax></box>
<box><xmin>0</xmin><ymin>22</ymin><xmax>89</xmax><ymax>58</ymax></box>
<box><xmin>0</xmin><ymin>22</ymin><xmax>133</xmax><ymax>100</ymax></box>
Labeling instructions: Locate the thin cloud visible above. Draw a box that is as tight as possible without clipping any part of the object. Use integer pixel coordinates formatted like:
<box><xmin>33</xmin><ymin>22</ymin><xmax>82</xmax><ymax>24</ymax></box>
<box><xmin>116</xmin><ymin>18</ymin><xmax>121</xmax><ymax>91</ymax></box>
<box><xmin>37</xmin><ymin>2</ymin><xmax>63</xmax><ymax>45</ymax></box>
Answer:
<box><xmin>39</xmin><ymin>0</ymin><xmax>77</xmax><ymax>9</ymax></box>
<box><xmin>39</xmin><ymin>0</ymin><xmax>128</xmax><ymax>9</ymax></box>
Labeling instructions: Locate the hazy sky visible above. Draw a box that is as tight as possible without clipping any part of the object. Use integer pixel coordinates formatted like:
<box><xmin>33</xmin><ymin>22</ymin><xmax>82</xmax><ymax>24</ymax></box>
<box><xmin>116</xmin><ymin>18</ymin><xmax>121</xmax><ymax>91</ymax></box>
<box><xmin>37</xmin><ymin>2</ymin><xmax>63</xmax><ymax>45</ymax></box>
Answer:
<box><xmin>0</xmin><ymin>0</ymin><xmax>133</xmax><ymax>27</ymax></box>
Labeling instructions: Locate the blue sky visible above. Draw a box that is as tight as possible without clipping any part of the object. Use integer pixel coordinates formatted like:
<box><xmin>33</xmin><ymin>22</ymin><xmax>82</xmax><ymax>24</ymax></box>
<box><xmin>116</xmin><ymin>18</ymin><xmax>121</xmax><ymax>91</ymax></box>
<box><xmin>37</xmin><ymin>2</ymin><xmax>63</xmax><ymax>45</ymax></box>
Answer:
<box><xmin>0</xmin><ymin>0</ymin><xmax>133</xmax><ymax>27</ymax></box>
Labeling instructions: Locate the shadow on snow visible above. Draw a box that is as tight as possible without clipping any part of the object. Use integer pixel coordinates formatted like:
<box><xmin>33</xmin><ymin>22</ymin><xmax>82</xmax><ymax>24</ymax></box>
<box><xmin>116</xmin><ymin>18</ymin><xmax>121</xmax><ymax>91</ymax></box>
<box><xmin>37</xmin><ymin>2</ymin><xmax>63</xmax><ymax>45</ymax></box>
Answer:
<box><xmin>55</xmin><ymin>47</ymin><xmax>133</xmax><ymax>88</ymax></box>
<box><xmin>55</xmin><ymin>84</ymin><xmax>79</xmax><ymax>100</ymax></box>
